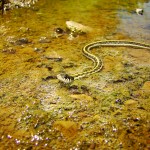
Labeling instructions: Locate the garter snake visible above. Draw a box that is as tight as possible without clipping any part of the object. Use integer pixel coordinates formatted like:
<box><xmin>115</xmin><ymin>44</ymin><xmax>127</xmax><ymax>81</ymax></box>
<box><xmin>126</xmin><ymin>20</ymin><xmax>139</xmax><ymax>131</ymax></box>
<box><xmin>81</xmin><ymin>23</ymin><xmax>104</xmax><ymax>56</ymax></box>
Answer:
<box><xmin>57</xmin><ymin>40</ymin><xmax>150</xmax><ymax>84</ymax></box>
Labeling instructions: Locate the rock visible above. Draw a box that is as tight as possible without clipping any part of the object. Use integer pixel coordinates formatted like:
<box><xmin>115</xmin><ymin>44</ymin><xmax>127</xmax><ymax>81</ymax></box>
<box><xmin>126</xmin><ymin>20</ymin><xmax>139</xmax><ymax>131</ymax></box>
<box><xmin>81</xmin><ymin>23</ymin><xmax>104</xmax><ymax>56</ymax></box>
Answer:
<box><xmin>66</xmin><ymin>20</ymin><xmax>93</xmax><ymax>34</ymax></box>
<box><xmin>7</xmin><ymin>0</ymin><xmax>39</xmax><ymax>8</ymax></box>
<box><xmin>44</xmin><ymin>51</ymin><xmax>62</xmax><ymax>62</ymax></box>
<box><xmin>136</xmin><ymin>8</ymin><xmax>144</xmax><ymax>15</ymax></box>
<box><xmin>15</xmin><ymin>38</ymin><xmax>29</xmax><ymax>45</ymax></box>
<box><xmin>34</xmin><ymin>47</ymin><xmax>44</xmax><ymax>52</ymax></box>
<box><xmin>2</xmin><ymin>47</ymin><xmax>16</xmax><ymax>54</ymax></box>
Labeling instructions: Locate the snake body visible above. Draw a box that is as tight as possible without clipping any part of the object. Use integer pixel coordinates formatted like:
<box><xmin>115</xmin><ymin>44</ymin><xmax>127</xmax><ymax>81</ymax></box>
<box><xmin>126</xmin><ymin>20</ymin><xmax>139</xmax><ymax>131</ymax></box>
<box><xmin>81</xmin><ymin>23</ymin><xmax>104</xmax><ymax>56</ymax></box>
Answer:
<box><xmin>57</xmin><ymin>40</ymin><xmax>150</xmax><ymax>83</ymax></box>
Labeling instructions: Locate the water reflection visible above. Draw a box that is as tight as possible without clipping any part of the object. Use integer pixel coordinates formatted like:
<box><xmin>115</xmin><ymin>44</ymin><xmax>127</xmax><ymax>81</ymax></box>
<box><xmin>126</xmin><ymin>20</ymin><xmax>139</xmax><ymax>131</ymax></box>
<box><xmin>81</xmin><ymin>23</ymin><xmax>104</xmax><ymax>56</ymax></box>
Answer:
<box><xmin>118</xmin><ymin>1</ymin><xmax>150</xmax><ymax>41</ymax></box>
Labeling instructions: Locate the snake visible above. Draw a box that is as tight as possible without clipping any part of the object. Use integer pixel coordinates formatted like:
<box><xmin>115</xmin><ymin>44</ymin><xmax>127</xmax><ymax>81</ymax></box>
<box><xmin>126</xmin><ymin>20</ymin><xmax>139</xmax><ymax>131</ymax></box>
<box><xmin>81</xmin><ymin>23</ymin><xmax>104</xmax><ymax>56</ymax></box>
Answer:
<box><xmin>57</xmin><ymin>40</ymin><xmax>150</xmax><ymax>84</ymax></box>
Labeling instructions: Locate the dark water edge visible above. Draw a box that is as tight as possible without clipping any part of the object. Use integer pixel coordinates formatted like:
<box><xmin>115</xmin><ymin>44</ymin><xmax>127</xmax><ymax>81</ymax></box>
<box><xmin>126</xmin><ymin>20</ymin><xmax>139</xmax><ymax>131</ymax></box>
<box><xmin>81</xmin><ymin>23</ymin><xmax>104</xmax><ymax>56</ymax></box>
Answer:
<box><xmin>0</xmin><ymin>0</ymin><xmax>150</xmax><ymax>149</ymax></box>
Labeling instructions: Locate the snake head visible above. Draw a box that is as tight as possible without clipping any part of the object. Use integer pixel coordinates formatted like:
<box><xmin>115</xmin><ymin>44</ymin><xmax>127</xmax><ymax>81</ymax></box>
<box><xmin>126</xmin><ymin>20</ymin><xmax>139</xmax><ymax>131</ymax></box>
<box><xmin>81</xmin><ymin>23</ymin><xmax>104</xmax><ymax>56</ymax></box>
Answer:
<box><xmin>57</xmin><ymin>73</ymin><xmax>74</xmax><ymax>84</ymax></box>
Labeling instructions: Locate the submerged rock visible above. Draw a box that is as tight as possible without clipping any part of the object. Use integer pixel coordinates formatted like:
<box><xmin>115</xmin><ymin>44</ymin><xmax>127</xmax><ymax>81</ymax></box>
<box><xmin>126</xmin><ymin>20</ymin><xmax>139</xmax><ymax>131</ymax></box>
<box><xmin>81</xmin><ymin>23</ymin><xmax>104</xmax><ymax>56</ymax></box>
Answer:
<box><xmin>15</xmin><ymin>38</ymin><xmax>29</xmax><ymax>45</ymax></box>
<box><xmin>2</xmin><ymin>47</ymin><xmax>16</xmax><ymax>54</ymax></box>
<box><xmin>43</xmin><ymin>51</ymin><xmax>62</xmax><ymax>62</ymax></box>
<box><xmin>53</xmin><ymin>121</ymin><xmax>78</xmax><ymax>138</ymax></box>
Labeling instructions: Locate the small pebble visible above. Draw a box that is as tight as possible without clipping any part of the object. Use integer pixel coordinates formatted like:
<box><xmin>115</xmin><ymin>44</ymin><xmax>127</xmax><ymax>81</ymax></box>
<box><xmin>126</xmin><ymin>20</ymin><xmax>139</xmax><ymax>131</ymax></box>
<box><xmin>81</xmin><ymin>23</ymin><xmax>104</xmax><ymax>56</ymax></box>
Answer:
<box><xmin>15</xmin><ymin>38</ymin><xmax>29</xmax><ymax>45</ymax></box>
<box><xmin>55</xmin><ymin>28</ymin><xmax>64</xmax><ymax>34</ymax></box>
<box><xmin>44</xmin><ymin>51</ymin><xmax>62</xmax><ymax>62</ymax></box>
<box><xmin>52</xmin><ymin>27</ymin><xmax>65</xmax><ymax>38</ymax></box>
<box><xmin>34</xmin><ymin>47</ymin><xmax>41</xmax><ymax>51</ymax></box>
<box><xmin>136</xmin><ymin>8</ymin><xmax>144</xmax><ymax>15</ymax></box>
<box><xmin>2</xmin><ymin>47</ymin><xmax>16</xmax><ymax>54</ymax></box>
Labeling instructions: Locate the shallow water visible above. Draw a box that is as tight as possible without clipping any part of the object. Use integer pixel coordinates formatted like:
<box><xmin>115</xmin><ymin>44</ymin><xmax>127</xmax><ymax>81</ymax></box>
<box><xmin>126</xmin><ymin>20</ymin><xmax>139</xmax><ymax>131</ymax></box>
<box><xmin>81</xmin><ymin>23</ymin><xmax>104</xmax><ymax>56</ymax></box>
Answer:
<box><xmin>0</xmin><ymin>0</ymin><xmax>150</xmax><ymax>149</ymax></box>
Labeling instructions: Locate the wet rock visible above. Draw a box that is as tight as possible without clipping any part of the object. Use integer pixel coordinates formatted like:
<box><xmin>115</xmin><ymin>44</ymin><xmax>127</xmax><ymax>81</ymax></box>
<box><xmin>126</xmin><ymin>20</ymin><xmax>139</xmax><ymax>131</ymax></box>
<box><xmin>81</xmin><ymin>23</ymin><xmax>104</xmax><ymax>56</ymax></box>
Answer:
<box><xmin>34</xmin><ymin>47</ymin><xmax>44</xmax><ymax>52</ymax></box>
<box><xmin>2</xmin><ymin>47</ymin><xmax>16</xmax><ymax>54</ymax></box>
<box><xmin>66</xmin><ymin>20</ymin><xmax>93</xmax><ymax>40</ymax></box>
<box><xmin>4</xmin><ymin>0</ymin><xmax>39</xmax><ymax>10</ymax></box>
<box><xmin>15</xmin><ymin>38</ymin><xmax>29</xmax><ymax>45</ymax></box>
<box><xmin>66</xmin><ymin>21</ymin><xmax>93</xmax><ymax>34</ymax></box>
<box><xmin>44</xmin><ymin>51</ymin><xmax>62</xmax><ymax>62</ymax></box>
<box><xmin>6</xmin><ymin>36</ymin><xmax>16</xmax><ymax>44</ymax></box>
<box><xmin>136</xmin><ymin>8</ymin><xmax>144</xmax><ymax>15</ymax></box>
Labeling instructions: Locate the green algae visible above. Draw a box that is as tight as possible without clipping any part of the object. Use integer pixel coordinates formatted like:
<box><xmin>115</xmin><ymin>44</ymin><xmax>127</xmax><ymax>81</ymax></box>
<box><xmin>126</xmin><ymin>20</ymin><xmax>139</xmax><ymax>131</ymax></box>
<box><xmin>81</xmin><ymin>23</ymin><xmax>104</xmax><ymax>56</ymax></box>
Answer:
<box><xmin>0</xmin><ymin>0</ymin><xmax>150</xmax><ymax>149</ymax></box>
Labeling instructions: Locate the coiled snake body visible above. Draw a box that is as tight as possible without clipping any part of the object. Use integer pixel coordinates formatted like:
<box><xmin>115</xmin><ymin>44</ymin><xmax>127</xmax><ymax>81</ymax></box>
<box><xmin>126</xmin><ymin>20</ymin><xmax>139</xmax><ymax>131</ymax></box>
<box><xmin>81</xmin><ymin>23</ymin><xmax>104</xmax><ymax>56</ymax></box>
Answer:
<box><xmin>57</xmin><ymin>40</ymin><xmax>150</xmax><ymax>84</ymax></box>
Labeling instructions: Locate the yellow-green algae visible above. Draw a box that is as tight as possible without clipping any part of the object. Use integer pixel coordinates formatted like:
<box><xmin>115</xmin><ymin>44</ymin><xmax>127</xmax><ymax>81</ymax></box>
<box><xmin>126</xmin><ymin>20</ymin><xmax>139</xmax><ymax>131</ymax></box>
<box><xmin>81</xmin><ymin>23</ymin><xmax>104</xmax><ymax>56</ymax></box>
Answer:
<box><xmin>0</xmin><ymin>0</ymin><xmax>150</xmax><ymax>149</ymax></box>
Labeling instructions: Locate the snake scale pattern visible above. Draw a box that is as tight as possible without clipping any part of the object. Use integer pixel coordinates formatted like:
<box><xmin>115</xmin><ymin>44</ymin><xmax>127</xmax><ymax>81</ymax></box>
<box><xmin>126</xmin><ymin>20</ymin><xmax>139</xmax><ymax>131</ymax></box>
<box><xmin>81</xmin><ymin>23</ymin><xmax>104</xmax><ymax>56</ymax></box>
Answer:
<box><xmin>57</xmin><ymin>40</ymin><xmax>150</xmax><ymax>84</ymax></box>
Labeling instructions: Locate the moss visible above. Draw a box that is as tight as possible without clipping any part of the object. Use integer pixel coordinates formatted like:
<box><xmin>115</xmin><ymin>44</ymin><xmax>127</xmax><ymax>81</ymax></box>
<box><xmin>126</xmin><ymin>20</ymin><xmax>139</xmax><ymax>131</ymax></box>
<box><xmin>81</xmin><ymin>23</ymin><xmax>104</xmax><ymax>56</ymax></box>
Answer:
<box><xmin>0</xmin><ymin>0</ymin><xmax>150</xmax><ymax>149</ymax></box>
